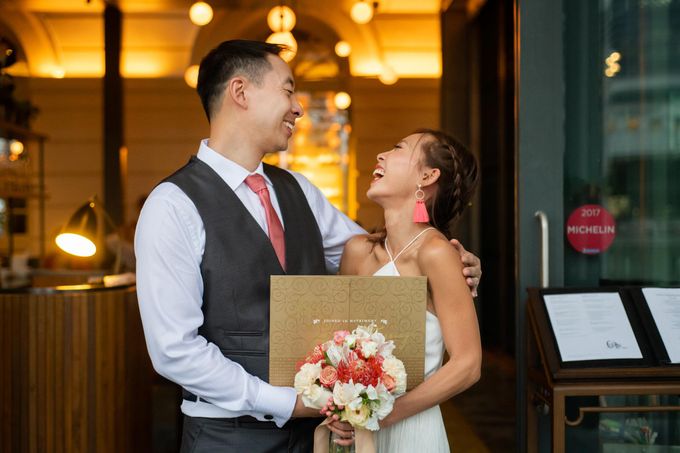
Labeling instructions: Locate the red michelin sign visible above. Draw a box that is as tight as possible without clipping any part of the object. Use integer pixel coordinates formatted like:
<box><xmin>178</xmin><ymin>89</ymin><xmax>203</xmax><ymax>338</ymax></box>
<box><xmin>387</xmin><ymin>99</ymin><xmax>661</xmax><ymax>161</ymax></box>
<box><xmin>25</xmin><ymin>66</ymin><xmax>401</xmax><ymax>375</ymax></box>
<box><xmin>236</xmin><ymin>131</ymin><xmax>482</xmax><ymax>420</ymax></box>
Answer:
<box><xmin>566</xmin><ymin>204</ymin><xmax>616</xmax><ymax>255</ymax></box>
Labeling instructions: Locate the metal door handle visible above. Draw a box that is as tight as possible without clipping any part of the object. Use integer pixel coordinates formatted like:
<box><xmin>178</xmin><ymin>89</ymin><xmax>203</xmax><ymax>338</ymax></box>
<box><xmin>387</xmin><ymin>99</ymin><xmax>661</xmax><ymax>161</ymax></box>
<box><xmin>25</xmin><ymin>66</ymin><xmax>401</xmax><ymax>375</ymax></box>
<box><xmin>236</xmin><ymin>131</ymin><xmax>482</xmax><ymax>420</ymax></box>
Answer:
<box><xmin>534</xmin><ymin>211</ymin><xmax>549</xmax><ymax>287</ymax></box>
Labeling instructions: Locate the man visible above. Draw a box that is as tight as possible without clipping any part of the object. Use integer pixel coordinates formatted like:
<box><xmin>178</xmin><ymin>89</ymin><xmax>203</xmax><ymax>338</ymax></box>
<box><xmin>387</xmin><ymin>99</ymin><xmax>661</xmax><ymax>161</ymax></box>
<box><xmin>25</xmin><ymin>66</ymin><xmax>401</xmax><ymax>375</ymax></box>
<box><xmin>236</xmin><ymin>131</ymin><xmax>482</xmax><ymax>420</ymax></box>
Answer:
<box><xmin>135</xmin><ymin>40</ymin><xmax>481</xmax><ymax>452</ymax></box>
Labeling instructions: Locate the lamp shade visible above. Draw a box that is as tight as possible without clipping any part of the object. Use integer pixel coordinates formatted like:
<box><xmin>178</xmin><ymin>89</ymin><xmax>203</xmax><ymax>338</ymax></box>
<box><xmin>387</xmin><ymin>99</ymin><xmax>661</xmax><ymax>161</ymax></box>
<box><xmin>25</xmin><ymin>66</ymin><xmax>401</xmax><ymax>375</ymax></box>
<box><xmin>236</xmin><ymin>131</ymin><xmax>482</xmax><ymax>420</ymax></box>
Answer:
<box><xmin>266</xmin><ymin>32</ymin><xmax>298</xmax><ymax>62</ymax></box>
<box><xmin>55</xmin><ymin>200</ymin><xmax>99</xmax><ymax>257</ymax></box>
<box><xmin>267</xmin><ymin>5</ymin><xmax>296</xmax><ymax>32</ymax></box>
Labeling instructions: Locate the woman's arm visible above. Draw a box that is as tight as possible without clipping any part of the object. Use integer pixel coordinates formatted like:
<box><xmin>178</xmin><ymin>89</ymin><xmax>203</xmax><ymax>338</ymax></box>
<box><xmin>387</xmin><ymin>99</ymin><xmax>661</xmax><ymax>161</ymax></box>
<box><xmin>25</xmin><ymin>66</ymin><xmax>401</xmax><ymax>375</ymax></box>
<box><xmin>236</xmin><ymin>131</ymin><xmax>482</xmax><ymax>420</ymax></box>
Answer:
<box><xmin>379</xmin><ymin>237</ymin><xmax>482</xmax><ymax>428</ymax></box>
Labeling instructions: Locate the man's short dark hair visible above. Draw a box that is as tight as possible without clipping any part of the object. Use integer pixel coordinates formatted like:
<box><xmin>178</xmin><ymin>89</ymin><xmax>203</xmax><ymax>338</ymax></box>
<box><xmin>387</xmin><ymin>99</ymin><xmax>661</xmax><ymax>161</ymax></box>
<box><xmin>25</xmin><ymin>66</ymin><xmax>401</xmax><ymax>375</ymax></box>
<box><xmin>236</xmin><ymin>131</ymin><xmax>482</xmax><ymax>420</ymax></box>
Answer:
<box><xmin>196</xmin><ymin>40</ymin><xmax>285</xmax><ymax>121</ymax></box>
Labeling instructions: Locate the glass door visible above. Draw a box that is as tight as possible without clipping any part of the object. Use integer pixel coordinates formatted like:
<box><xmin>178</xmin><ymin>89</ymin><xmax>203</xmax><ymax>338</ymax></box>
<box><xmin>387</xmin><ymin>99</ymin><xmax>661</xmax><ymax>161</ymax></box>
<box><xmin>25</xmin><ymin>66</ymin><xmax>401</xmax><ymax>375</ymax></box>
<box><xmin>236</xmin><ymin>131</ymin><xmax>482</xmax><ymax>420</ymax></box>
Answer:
<box><xmin>565</xmin><ymin>0</ymin><xmax>680</xmax><ymax>287</ymax></box>
<box><xmin>517</xmin><ymin>0</ymin><xmax>680</xmax><ymax>450</ymax></box>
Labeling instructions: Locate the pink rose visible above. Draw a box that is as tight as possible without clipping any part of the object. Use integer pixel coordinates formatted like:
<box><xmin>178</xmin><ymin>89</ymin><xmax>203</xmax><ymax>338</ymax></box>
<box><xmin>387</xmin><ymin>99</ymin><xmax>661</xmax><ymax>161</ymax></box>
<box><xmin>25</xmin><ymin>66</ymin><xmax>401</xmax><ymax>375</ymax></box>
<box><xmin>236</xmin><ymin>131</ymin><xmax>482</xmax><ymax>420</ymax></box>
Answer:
<box><xmin>333</xmin><ymin>330</ymin><xmax>351</xmax><ymax>345</ymax></box>
<box><xmin>319</xmin><ymin>366</ymin><xmax>338</xmax><ymax>388</ymax></box>
<box><xmin>382</xmin><ymin>374</ymin><xmax>396</xmax><ymax>392</ymax></box>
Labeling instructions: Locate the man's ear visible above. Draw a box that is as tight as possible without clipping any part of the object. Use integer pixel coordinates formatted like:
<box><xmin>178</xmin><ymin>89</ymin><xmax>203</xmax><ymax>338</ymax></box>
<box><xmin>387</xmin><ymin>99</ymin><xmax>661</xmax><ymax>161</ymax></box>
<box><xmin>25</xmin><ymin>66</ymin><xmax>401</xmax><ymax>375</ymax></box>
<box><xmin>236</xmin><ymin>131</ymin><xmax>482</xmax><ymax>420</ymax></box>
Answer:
<box><xmin>420</xmin><ymin>168</ymin><xmax>441</xmax><ymax>188</ymax></box>
<box><xmin>226</xmin><ymin>77</ymin><xmax>248</xmax><ymax>109</ymax></box>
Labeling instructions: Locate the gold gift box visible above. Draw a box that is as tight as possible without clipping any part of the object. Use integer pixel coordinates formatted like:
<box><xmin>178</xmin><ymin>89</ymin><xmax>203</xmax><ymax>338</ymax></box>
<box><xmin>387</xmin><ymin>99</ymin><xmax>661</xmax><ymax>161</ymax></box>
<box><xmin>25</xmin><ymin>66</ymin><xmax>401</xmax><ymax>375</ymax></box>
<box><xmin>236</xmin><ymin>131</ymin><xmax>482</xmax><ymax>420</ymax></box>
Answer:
<box><xmin>269</xmin><ymin>275</ymin><xmax>427</xmax><ymax>390</ymax></box>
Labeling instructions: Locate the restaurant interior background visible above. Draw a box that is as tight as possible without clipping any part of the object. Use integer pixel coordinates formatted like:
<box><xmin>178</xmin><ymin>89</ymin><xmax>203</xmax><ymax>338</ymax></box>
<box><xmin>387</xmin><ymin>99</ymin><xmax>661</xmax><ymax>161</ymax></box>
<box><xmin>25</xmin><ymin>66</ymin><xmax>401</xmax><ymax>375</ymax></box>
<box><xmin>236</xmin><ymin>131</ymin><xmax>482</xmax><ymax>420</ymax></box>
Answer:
<box><xmin>1</xmin><ymin>0</ymin><xmax>678</xmax><ymax>451</ymax></box>
<box><xmin>0</xmin><ymin>0</ymin><xmax>515</xmax><ymax>450</ymax></box>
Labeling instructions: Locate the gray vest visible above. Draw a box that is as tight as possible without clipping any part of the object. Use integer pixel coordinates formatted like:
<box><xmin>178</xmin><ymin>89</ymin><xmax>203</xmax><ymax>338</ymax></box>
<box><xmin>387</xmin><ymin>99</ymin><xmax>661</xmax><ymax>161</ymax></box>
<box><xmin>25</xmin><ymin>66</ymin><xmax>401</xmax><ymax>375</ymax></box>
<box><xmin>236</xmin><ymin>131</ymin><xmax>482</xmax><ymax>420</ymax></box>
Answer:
<box><xmin>164</xmin><ymin>157</ymin><xmax>326</xmax><ymax>387</ymax></box>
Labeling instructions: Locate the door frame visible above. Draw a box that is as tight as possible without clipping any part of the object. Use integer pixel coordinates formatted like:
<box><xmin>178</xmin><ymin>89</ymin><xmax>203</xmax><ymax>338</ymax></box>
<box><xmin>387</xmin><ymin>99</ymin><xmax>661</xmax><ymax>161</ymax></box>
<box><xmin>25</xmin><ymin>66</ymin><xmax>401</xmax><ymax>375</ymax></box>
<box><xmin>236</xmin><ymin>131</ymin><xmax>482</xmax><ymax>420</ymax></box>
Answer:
<box><xmin>516</xmin><ymin>0</ymin><xmax>566</xmax><ymax>449</ymax></box>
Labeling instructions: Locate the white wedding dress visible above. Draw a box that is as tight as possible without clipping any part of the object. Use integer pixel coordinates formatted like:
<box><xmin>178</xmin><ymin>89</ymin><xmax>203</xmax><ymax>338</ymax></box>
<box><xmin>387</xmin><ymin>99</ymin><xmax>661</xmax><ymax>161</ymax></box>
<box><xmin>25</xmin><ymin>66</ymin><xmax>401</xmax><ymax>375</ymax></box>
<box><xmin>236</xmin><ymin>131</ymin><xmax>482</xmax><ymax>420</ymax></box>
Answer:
<box><xmin>371</xmin><ymin>229</ymin><xmax>451</xmax><ymax>453</ymax></box>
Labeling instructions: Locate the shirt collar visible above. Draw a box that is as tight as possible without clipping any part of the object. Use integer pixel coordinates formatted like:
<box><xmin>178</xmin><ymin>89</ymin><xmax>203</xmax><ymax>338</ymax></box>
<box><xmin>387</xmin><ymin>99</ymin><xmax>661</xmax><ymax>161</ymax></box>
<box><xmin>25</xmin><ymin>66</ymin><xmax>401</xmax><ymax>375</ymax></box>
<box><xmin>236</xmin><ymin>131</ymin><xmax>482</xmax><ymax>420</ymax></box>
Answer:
<box><xmin>196</xmin><ymin>139</ymin><xmax>272</xmax><ymax>191</ymax></box>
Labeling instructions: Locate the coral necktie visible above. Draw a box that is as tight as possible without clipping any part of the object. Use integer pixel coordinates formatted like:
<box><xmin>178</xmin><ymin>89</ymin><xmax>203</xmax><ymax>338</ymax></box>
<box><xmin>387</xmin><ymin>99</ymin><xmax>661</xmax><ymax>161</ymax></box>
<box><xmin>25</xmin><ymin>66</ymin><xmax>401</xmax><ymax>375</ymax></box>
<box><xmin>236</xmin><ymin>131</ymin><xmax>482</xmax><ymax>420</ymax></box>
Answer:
<box><xmin>244</xmin><ymin>174</ymin><xmax>286</xmax><ymax>271</ymax></box>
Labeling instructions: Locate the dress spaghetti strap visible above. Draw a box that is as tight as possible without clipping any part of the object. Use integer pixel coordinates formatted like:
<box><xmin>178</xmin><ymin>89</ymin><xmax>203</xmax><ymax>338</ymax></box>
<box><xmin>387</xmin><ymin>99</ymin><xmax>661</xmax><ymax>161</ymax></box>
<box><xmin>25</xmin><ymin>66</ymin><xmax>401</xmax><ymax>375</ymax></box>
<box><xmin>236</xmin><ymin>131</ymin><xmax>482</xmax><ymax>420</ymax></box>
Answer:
<box><xmin>385</xmin><ymin>227</ymin><xmax>435</xmax><ymax>263</ymax></box>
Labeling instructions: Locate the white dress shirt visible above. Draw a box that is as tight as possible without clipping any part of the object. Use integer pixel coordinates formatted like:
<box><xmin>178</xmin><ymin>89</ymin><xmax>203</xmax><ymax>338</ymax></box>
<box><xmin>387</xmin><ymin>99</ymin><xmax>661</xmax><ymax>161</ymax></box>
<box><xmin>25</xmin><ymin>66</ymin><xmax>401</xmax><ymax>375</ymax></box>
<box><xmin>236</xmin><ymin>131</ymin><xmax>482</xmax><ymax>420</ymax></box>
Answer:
<box><xmin>135</xmin><ymin>140</ymin><xmax>365</xmax><ymax>427</ymax></box>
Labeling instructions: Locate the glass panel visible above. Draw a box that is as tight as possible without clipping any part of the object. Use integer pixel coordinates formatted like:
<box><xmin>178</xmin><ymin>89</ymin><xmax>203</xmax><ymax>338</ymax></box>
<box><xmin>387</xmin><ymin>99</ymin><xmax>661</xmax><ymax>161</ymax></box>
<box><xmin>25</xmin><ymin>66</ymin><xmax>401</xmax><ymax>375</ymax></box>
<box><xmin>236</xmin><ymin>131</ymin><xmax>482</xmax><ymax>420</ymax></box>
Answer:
<box><xmin>565</xmin><ymin>394</ymin><xmax>680</xmax><ymax>452</ymax></box>
<box><xmin>564</xmin><ymin>0</ymin><xmax>680</xmax><ymax>286</ymax></box>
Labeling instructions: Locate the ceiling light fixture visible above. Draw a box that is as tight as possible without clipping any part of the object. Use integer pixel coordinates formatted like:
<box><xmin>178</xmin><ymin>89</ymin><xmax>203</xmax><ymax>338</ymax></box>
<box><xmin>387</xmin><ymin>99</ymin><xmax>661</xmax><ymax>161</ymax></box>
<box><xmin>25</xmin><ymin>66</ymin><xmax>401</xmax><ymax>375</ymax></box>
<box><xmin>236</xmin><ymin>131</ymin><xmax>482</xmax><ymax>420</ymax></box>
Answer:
<box><xmin>378</xmin><ymin>64</ymin><xmax>398</xmax><ymax>85</ymax></box>
<box><xmin>184</xmin><ymin>65</ymin><xmax>199</xmax><ymax>88</ymax></box>
<box><xmin>267</xmin><ymin>5</ymin><xmax>296</xmax><ymax>32</ymax></box>
<box><xmin>334</xmin><ymin>41</ymin><xmax>352</xmax><ymax>58</ymax></box>
<box><xmin>9</xmin><ymin>139</ymin><xmax>24</xmax><ymax>156</ymax></box>
<box><xmin>189</xmin><ymin>2</ymin><xmax>213</xmax><ymax>26</ymax></box>
<box><xmin>350</xmin><ymin>1</ymin><xmax>375</xmax><ymax>25</ymax></box>
<box><xmin>266</xmin><ymin>31</ymin><xmax>298</xmax><ymax>62</ymax></box>
<box><xmin>334</xmin><ymin>92</ymin><xmax>351</xmax><ymax>110</ymax></box>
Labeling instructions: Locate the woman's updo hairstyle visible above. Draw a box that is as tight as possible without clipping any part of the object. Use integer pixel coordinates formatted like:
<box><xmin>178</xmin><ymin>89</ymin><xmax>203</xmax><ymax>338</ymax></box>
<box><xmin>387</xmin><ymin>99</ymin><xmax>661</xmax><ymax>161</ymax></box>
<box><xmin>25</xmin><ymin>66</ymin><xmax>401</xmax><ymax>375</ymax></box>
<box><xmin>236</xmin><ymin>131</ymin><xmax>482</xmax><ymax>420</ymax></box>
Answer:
<box><xmin>416</xmin><ymin>128</ymin><xmax>479</xmax><ymax>239</ymax></box>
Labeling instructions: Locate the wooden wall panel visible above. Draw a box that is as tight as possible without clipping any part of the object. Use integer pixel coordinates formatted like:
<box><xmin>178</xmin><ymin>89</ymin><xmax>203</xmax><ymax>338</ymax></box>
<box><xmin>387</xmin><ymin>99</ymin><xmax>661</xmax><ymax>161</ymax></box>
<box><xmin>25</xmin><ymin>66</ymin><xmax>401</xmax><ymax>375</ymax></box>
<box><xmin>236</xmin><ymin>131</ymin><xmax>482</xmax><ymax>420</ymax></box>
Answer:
<box><xmin>0</xmin><ymin>287</ymin><xmax>153</xmax><ymax>453</ymax></box>
<box><xmin>349</xmin><ymin>78</ymin><xmax>441</xmax><ymax>229</ymax></box>
<box><xmin>26</xmin><ymin>76</ymin><xmax>439</xmax><ymax>253</ymax></box>
<box><xmin>124</xmin><ymin>78</ymin><xmax>207</xmax><ymax>224</ymax></box>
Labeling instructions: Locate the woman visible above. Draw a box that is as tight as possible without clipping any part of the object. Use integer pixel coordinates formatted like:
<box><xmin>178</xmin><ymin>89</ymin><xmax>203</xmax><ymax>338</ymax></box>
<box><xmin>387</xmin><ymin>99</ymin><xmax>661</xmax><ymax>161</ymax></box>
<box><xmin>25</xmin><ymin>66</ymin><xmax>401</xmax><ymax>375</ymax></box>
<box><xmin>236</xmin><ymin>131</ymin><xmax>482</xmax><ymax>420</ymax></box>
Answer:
<box><xmin>339</xmin><ymin>129</ymin><xmax>482</xmax><ymax>452</ymax></box>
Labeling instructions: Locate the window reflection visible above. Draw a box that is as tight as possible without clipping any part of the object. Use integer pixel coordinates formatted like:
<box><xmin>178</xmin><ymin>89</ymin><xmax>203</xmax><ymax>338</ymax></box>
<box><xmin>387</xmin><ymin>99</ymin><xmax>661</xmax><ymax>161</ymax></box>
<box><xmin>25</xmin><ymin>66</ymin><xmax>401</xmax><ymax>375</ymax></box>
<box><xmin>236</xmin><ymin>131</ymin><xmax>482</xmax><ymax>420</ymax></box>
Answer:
<box><xmin>565</xmin><ymin>0</ymin><xmax>680</xmax><ymax>285</ymax></box>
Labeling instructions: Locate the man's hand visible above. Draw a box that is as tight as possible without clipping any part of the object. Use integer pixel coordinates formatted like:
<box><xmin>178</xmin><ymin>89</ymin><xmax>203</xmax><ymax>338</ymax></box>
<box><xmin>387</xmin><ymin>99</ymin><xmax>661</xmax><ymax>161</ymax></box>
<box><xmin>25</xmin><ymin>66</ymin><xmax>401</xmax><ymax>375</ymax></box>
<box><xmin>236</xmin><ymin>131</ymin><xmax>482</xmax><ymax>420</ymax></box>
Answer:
<box><xmin>291</xmin><ymin>395</ymin><xmax>324</xmax><ymax>418</ymax></box>
<box><xmin>450</xmin><ymin>239</ymin><xmax>481</xmax><ymax>297</ymax></box>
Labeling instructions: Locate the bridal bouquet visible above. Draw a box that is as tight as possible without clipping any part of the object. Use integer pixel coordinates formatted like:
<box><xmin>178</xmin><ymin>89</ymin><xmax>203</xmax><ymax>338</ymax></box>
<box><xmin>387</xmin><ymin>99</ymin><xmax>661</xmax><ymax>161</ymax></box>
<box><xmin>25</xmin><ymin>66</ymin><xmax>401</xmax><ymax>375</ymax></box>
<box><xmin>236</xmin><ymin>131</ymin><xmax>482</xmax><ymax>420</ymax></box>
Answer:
<box><xmin>293</xmin><ymin>324</ymin><xmax>407</xmax><ymax>431</ymax></box>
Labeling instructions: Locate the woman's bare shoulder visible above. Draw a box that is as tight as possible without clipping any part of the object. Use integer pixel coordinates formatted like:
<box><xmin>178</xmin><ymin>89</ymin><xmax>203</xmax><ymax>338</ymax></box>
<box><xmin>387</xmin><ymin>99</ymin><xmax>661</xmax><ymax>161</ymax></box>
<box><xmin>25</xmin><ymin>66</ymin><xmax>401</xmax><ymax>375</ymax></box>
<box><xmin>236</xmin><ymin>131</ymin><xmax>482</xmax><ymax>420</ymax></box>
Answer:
<box><xmin>345</xmin><ymin>234</ymin><xmax>375</xmax><ymax>257</ymax></box>
<box><xmin>417</xmin><ymin>232</ymin><xmax>462</xmax><ymax>270</ymax></box>
<box><xmin>340</xmin><ymin>234</ymin><xmax>375</xmax><ymax>275</ymax></box>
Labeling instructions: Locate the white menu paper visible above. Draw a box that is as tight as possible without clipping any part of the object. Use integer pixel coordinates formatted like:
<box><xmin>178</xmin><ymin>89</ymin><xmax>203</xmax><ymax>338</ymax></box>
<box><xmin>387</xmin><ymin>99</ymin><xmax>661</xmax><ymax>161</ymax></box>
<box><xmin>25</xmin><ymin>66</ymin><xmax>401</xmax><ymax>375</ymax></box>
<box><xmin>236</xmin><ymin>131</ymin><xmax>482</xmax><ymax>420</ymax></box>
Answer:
<box><xmin>544</xmin><ymin>292</ymin><xmax>643</xmax><ymax>362</ymax></box>
<box><xmin>641</xmin><ymin>288</ymin><xmax>680</xmax><ymax>364</ymax></box>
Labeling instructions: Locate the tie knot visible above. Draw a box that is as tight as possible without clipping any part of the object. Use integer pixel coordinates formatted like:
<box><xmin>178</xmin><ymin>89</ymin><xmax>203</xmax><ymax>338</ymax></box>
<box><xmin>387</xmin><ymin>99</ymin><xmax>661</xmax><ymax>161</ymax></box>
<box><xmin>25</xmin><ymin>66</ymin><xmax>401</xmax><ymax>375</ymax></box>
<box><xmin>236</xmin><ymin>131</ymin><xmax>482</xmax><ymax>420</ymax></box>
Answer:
<box><xmin>245</xmin><ymin>174</ymin><xmax>267</xmax><ymax>193</ymax></box>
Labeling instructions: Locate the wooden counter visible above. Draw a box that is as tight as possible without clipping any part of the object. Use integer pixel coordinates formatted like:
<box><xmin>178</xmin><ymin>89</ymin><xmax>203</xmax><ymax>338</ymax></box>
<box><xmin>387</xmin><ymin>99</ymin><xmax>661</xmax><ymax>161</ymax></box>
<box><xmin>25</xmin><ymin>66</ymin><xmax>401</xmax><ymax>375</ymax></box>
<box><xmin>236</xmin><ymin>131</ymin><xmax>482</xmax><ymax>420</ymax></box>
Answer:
<box><xmin>0</xmin><ymin>284</ymin><xmax>153</xmax><ymax>453</ymax></box>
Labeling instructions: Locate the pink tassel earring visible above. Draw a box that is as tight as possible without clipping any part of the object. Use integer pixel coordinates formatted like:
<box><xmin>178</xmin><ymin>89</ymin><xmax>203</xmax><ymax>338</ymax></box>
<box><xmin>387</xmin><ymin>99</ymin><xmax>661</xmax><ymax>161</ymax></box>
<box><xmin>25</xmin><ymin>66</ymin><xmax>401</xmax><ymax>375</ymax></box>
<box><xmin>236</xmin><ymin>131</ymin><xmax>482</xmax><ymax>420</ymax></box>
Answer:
<box><xmin>413</xmin><ymin>184</ymin><xmax>430</xmax><ymax>223</ymax></box>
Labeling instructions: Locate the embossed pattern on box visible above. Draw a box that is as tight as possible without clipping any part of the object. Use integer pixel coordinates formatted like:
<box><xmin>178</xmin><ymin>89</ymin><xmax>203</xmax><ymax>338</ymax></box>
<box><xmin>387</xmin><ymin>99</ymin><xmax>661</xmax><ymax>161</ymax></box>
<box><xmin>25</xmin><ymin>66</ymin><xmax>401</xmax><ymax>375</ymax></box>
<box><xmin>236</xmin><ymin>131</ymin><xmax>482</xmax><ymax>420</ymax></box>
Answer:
<box><xmin>270</xmin><ymin>275</ymin><xmax>427</xmax><ymax>390</ymax></box>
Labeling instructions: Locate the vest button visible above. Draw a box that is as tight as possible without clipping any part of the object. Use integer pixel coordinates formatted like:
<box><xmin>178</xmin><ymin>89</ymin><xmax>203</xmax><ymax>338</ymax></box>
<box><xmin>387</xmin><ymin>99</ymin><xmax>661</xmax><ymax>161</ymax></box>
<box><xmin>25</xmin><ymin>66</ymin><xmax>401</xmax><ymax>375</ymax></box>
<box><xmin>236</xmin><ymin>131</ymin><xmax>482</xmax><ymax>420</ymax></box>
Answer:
<box><xmin>264</xmin><ymin>414</ymin><xmax>274</xmax><ymax>420</ymax></box>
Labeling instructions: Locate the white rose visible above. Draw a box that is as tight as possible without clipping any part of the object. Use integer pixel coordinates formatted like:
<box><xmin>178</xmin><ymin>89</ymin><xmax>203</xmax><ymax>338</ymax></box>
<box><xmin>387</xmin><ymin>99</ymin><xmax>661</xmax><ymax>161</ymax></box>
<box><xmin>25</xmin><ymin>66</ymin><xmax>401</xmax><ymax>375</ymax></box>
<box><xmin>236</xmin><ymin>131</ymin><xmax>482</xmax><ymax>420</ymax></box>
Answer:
<box><xmin>344</xmin><ymin>334</ymin><xmax>357</xmax><ymax>348</ymax></box>
<box><xmin>302</xmin><ymin>384</ymin><xmax>333</xmax><ymax>409</ymax></box>
<box><xmin>343</xmin><ymin>404</ymin><xmax>371</xmax><ymax>428</ymax></box>
<box><xmin>361</xmin><ymin>340</ymin><xmax>379</xmax><ymax>358</ymax></box>
<box><xmin>294</xmin><ymin>362</ymin><xmax>321</xmax><ymax>393</ymax></box>
<box><xmin>382</xmin><ymin>357</ymin><xmax>407</xmax><ymax>394</ymax></box>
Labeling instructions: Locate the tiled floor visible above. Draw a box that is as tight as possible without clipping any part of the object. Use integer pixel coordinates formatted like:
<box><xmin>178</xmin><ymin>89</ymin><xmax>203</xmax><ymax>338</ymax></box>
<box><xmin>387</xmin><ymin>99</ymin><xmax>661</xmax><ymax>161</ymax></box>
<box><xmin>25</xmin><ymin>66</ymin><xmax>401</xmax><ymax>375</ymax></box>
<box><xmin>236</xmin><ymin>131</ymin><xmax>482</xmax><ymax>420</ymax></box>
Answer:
<box><xmin>443</xmin><ymin>351</ymin><xmax>517</xmax><ymax>452</ymax></box>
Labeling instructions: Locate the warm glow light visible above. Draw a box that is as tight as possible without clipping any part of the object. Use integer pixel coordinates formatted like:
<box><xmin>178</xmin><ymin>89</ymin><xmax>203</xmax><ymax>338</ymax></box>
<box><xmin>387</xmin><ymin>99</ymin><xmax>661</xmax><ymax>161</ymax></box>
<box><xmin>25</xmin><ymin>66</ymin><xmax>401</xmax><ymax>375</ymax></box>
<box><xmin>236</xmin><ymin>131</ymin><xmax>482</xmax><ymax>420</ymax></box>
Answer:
<box><xmin>267</xmin><ymin>5</ymin><xmax>296</xmax><ymax>32</ymax></box>
<box><xmin>605</xmin><ymin>51</ymin><xmax>621</xmax><ymax>77</ymax></box>
<box><xmin>9</xmin><ymin>140</ymin><xmax>24</xmax><ymax>156</ymax></box>
<box><xmin>335</xmin><ymin>41</ymin><xmax>352</xmax><ymax>58</ymax></box>
<box><xmin>266</xmin><ymin>32</ymin><xmax>298</xmax><ymax>62</ymax></box>
<box><xmin>184</xmin><ymin>64</ymin><xmax>199</xmax><ymax>88</ymax></box>
<box><xmin>352</xmin><ymin>52</ymin><xmax>441</xmax><ymax>78</ymax></box>
<box><xmin>378</xmin><ymin>64</ymin><xmax>398</xmax><ymax>85</ymax></box>
<box><xmin>334</xmin><ymin>92</ymin><xmax>351</xmax><ymax>110</ymax></box>
<box><xmin>189</xmin><ymin>2</ymin><xmax>213</xmax><ymax>26</ymax></box>
<box><xmin>52</xmin><ymin>67</ymin><xmax>65</xmax><ymax>78</ymax></box>
<box><xmin>56</xmin><ymin>233</ymin><xmax>97</xmax><ymax>257</ymax></box>
<box><xmin>122</xmin><ymin>52</ymin><xmax>167</xmax><ymax>77</ymax></box>
<box><xmin>350</xmin><ymin>1</ymin><xmax>374</xmax><ymax>24</ymax></box>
